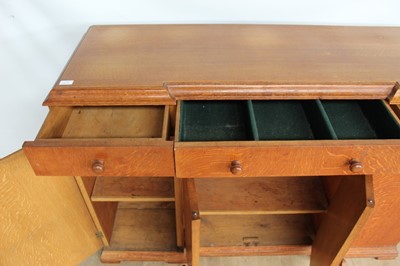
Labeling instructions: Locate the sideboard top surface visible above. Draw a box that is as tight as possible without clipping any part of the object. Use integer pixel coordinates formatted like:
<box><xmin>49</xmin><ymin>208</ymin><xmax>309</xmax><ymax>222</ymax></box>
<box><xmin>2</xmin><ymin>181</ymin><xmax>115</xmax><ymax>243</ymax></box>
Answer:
<box><xmin>45</xmin><ymin>24</ymin><xmax>400</xmax><ymax>106</ymax></box>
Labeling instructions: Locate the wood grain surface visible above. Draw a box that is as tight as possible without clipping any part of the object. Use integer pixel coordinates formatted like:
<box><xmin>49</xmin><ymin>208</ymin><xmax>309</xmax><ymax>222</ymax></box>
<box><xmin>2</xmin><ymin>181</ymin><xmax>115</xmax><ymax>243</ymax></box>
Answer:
<box><xmin>353</xmin><ymin>173</ymin><xmax>400</xmax><ymax>248</ymax></box>
<box><xmin>200</xmin><ymin>214</ymin><xmax>314</xmax><ymax>247</ymax></box>
<box><xmin>62</xmin><ymin>106</ymin><xmax>165</xmax><ymax>138</ymax></box>
<box><xmin>101</xmin><ymin>202</ymin><xmax>185</xmax><ymax>263</ymax></box>
<box><xmin>0</xmin><ymin>151</ymin><xmax>100</xmax><ymax>266</ymax></box>
<box><xmin>23</xmin><ymin>139</ymin><xmax>174</xmax><ymax>176</ymax></box>
<box><xmin>106</xmin><ymin>207</ymin><xmax>177</xmax><ymax>252</ymax></box>
<box><xmin>388</xmin><ymin>82</ymin><xmax>400</xmax><ymax>104</ymax></box>
<box><xmin>310</xmin><ymin>175</ymin><xmax>374</xmax><ymax>266</ymax></box>
<box><xmin>195</xmin><ymin>177</ymin><xmax>328</xmax><ymax>215</ymax></box>
<box><xmin>175</xmin><ymin>140</ymin><xmax>400</xmax><ymax>178</ymax></box>
<box><xmin>36</xmin><ymin>107</ymin><xmax>73</xmax><ymax>138</ymax></box>
<box><xmin>91</xmin><ymin>176</ymin><xmax>175</xmax><ymax>202</ymax></box>
<box><xmin>44</xmin><ymin>25</ymin><xmax>400</xmax><ymax>105</ymax></box>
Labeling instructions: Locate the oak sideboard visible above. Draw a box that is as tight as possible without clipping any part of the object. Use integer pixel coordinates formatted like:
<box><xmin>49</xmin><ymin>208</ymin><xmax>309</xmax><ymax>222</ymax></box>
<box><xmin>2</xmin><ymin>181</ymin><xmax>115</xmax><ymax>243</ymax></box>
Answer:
<box><xmin>23</xmin><ymin>24</ymin><xmax>400</xmax><ymax>266</ymax></box>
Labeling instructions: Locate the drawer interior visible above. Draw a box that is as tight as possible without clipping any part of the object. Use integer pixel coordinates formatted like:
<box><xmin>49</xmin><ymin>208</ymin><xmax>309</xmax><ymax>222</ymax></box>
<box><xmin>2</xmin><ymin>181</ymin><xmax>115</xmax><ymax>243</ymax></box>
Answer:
<box><xmin>322</xmin><ymin>100</ymin><xmax>400</xmax><ymax>139</ymax></box>
<box><xmin>38</xmin><ymin>106</ymin><xmax>171</xmax><ymax>140</ymax></box>
<box><xmin>179</xmin><ymin>100</ymin><xmax>400</xmax><ymax>141</ymax></box>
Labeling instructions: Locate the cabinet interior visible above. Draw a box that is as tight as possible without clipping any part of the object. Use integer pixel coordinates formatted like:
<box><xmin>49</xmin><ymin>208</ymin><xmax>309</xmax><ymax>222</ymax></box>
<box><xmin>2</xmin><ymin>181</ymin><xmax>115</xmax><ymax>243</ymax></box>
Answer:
<box><xmin>77</xmin><ymin>176</ymin><xmax>179</xmax><ymax>252</ymax></box>
<box><xmin>188</xmin><ymin>175</ymin><xmax>367</xmax><ymax>249</ymax></box>
<box><xmin>91</xmin><ymin>176</ymin><xmax>175</xmax><ymax>202</ymax></box>
<box><xmin>195</xmin><ymin>177</ymin><xmax>328</xmax><ymax>215</ymax></box>
<box><xmin>179</xmin><ymin>100</ymin><xmax>400</xmax><ymax>141</ymax></box>
<box><xmin>106</xmin><ymin>202</ymin><xmax>177</xmax><ymax>252</ymax></box>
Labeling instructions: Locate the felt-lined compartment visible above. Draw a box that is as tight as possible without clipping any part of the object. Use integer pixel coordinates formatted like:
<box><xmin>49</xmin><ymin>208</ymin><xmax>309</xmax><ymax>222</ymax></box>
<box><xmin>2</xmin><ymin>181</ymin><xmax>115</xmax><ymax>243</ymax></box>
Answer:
<box><xmin>253</xmin><ymin>100</ymin><xmax>336</xmax><ymax>140</ymax></box>
<box><xmin>322</xmin><ymin>100</ymin><xmax>400</xmax><ymax>139</ymax></box>
<box><xmin>179</xmin><ymin>100</ymin><xmax>253</xmax><ymax>141</ymax></box>
<box><xmin>179</xmin><ymin>100</ymin><xmax>400</xmax><ymax>141</ymax></box>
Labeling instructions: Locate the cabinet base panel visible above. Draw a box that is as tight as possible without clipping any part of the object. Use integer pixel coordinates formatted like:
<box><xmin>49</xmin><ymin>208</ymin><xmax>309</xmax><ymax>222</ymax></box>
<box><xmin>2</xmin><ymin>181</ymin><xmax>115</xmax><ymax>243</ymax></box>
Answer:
<box><xmin>347</xmin><ymin>246</ymin><xmax>399</xmax><ymax>260</ymax></box>
<box><xmin>100</xmin><ymin>250</ymin><xmax>187</xmax><ymax>264</ymax></box>
<box><xmin>199</xmin><ymin>245</ymin><xmax>398</xmax><ymax>260</ymax></box>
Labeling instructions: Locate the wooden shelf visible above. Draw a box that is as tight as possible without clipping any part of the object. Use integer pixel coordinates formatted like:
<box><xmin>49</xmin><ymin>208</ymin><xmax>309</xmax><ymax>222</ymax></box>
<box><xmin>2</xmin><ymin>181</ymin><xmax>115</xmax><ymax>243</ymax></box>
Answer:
<box><xmin>200</xmin><ymin>214</ymin><xmax>314</xmax><ymax>247</ymax></box>
<box><xmin>196</xmin><ymin>177</ymin><xmax>328</xmax><ymax>215</ymax></box>
<box><xmin>91</xmin><ymin>177</ymin><xmax>174</xmax><ymax>202</ymax></box>
<box><xmin>105</xmin><ymin>203</ymin><xmax>178</xmax><ymax>251</ymax></box>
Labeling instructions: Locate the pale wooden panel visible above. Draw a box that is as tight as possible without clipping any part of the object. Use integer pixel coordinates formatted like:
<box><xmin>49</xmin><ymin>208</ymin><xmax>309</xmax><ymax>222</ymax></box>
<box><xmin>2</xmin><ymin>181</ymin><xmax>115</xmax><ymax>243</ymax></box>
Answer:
<box><xmin>106</xmin><ymin>207</ymin><xmax>177</xmax><ymax>251</ymax></box>
<box><xmin>310</xmin><ymin>175</ymin><xmax>375</xmax><ymax>266</ymax></box>
<box><xmin>201</xmin><ymin>214</ymin><xmax>314</xmax><ymax>247</ymax></box>
<box><xmin>62</xmin><ymin>106</ymin><xmax>164</xmax><ymax>138</ymax></box>
<box><xmin>91</xmin><ymin>176</ymin><xmax>174</xmax><ymax>202</ymax></box>
<box><xmin>118</xmin><ymin>202</ymin><xmax>175</xmax><ymax>209</ymax></box>
<box><xmin>162</xmin><ymin>106</ymin><xmax>171</xmax><ymax>140</ymax></box>
<box><xmin>36</xmin><ymin>107</ymin><xmax>73</xmax><ymax>138</ymax></box>
<box><xmin>196</xmin><ymin>177</ymin><xmax>328</xmax><ymax>215</ymax></box>
<box><xmin>0</xmin><ymin>150</ymin><xmax>101</xmax><ymax>266</ymax></box>
<box><xmin>388</xmin><ymin>82</ymin><xmax>400</xmax><ymax>104</ymax></box>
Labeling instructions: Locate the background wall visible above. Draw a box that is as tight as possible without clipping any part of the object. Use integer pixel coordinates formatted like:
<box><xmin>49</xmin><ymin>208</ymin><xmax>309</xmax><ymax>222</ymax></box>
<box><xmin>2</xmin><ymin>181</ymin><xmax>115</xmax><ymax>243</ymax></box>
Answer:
<box><xmin>1</xmin><ymin>0</ymin><xmax>400</xmax><ymax>158</ymax></box>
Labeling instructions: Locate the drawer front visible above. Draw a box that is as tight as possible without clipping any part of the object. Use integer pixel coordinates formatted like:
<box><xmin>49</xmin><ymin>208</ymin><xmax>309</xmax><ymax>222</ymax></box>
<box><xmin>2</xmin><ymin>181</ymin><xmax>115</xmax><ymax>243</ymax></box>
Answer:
<box><xmin>175</xmin><ymin>141</ymin><xmax>400</xmax><ymax>178</ymax></box>
<box><xmin>23</xmin><ymin>140</ymin><xmax>174</xmax><ymax>177</ymax></box>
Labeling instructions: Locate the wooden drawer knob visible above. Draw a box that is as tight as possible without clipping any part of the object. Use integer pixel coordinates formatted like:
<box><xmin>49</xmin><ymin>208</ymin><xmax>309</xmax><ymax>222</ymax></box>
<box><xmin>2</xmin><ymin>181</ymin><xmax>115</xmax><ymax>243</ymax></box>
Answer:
<box><xmin>230</xmin><ymin>160</ymin><xmax>242</xmax><ymax>175</ymax></box>
<box><xmin>92</xmin><ymin>160</ymin><xmax>104</xmax><ymax>174</ymax></box>
<box><xmin>349</xmin><ymin>159</ymin><xmax>363</xmax><ymax>173</ymax></box>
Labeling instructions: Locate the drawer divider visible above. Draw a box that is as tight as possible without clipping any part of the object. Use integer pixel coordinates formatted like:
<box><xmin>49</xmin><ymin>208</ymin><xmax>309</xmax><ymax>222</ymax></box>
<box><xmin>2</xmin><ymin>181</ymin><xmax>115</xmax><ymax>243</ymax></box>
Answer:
<box><xmin>314</xmin><ymin>100</ymin><xmax>338</xmax><ymax>140</ymax></box>
<box><xmin>246</xmin><ymin>100</ymin><xmax>260</xmax><ymax>140</ymax></box>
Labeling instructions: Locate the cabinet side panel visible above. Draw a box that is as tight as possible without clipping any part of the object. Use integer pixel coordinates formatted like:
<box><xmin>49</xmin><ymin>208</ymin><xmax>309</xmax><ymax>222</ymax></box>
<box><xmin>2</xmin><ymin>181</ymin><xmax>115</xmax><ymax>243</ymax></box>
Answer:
<box><xmin>0</xmin><ymin>150</ymin><xmax>101</xmax><ymax>266</ymax></box>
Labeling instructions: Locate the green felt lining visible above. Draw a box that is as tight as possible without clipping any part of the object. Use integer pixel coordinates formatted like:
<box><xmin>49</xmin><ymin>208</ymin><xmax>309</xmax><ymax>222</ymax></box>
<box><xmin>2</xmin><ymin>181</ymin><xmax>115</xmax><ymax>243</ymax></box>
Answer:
<box><xmin>179</xmin><ymin>100</ymin><xmax>400</xmax><ymax>141</ymax></box>
<box><xmin>253</xmin><ymin>101</ymin><xmax>314</xmax><ymax>140</ymax></box>
<box><xmin>179</xmin><ymin>101</ymin><xmax>253</xmax><ymax>141</ymax></box>
<box><xmin>321</xmin><ymin>100</ymin><xmax>400</xmax><ymax>139</ymax></box>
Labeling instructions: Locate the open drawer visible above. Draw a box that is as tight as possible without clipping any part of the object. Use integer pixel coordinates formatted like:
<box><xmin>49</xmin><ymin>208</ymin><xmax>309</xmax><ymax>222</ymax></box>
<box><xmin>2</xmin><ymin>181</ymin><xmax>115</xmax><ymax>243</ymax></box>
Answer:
<box><xmin>23</xmin><ymin>106</ymin><xmax>174</xmax><ymax>176</ymax></box>
<box><xmin>175</xmin><ymin>100</ymin><xmax>400</xmax><ymax>177</ymax></box>
<box><xmin>182</xmin><ymin>175</ymin><xmax>375</xmax><ymax>266</ymax></box>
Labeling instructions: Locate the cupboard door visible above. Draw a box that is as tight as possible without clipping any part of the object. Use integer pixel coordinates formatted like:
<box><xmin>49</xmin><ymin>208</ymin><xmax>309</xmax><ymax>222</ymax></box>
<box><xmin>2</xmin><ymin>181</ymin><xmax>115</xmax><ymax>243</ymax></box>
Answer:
<box><xmin>0</xmin><ymin>150</ymin><xmax>100</xmax><ymax>265</ymax></box>
<box><xmin>310</xmin><ymin>175</ymin><xmax>374</xmax><ymax>265</ymax></box>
